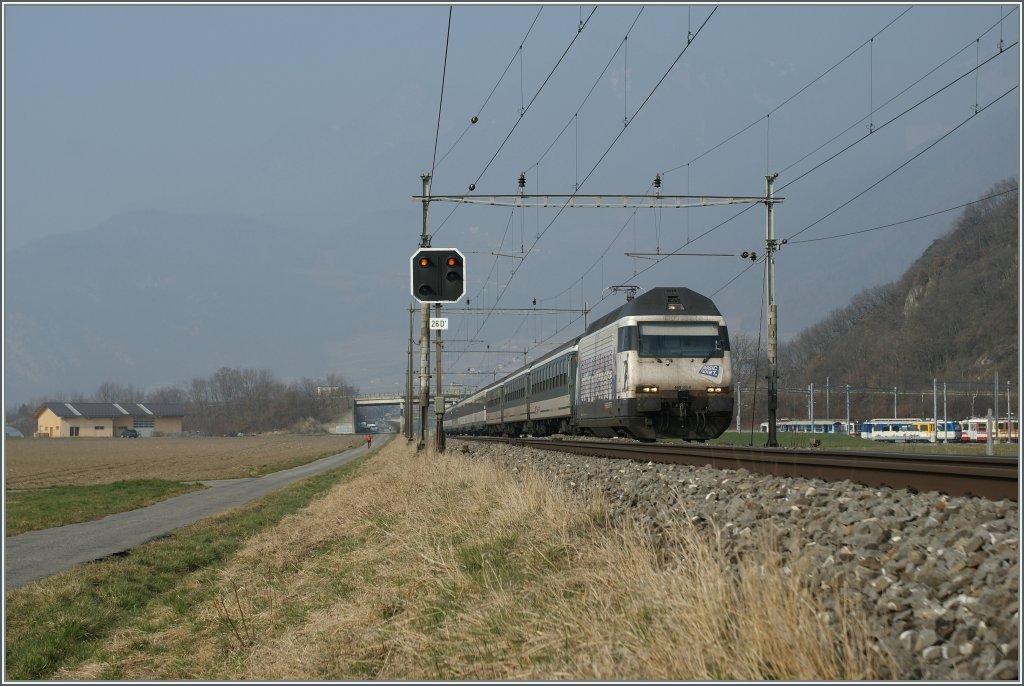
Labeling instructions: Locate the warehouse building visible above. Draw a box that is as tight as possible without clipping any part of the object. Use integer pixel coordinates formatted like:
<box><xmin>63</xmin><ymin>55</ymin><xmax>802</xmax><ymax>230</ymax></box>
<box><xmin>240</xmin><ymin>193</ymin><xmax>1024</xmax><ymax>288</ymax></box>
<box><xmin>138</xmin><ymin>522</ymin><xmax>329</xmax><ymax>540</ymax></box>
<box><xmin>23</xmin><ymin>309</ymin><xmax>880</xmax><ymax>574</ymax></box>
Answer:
<box><xmin>33</xmin><ymin>402</ymin><xmax>187</xmax><ymax>438</ymax></box>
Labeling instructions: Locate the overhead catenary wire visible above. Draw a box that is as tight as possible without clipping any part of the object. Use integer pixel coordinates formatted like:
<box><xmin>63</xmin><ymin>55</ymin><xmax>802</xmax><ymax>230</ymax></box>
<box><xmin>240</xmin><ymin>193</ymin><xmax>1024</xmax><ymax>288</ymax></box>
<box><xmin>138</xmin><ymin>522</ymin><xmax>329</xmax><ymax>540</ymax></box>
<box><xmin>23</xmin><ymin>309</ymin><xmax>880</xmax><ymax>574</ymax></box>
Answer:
<box><xmin>446</xmin><ymin>6</ymin><xmax>704</xmax><ymax>374</ymax></box>
<box><xmin>606</xmin><ymin>35</ymin><xmax>1021</xmax><ymax>290</ymax></box>
<box><xmin>779</xmin><ymin>40</ymin><xmax>1018</xmax><ymax>193</ymax></box>
<box><xmin>530</xmin><ymin>81</ymin><xmax>1018</xmax><ymax>361</ymax></box>
<box><xmin>466</xmin><ymin>7</ymin><xmax>718</xmax><ymax>342</ymax></box>
<box><xmin>443</xmin><ymin>8</ymin><xmax>1017</xmax><ymax>383</ymax></box>
<box><xmin>526</xmin><ymin>7</ymin><xmax>645</xmax><ymax>174</ymax></box>
<box><xmin>431</xmin><ymin>7</ymin><xmax>545</xmax><ymax>239</ymax></box>
<box><xmin>698</xmin><ymin>89</ymin><xmax>1018</xmax><ymax>307</ymax></box>
<box><xmin>662</xmin><ymin>6</ymin><xmax>912</xmax><ymax>176</ymax></box>
<box><xmin>786</xmin><ymin>187</ymin><xmax>1018</xmax><ymax>245</ymax></box>
<box><xmin>467</xmin><ymin>6</ymin><xmax>598</xmax><ymax>193</ymax></box>
<box><xmin>784</xmin><ymin>85</ymin><xmax>1018</xmax><ymax>243</ymax></box>
<box><xmin>444</xmin><ymin>5</ymin><xmax>634</xmax><ymax>358</ymax></box>
<box><xmin>455</xmin><ymin>8</ymin><xmax>722</xmax><ymax>370</ymax></box>
<box><xmin>433</xmin><ymin>7</ymin><xmax>591</xmax><ymax>241</ymax></box>
<box><xmin>535</xmin><ymin>6</ymin><xmax>931</xmax><ymax>328</ymax></box>
<box><xmin>434</xmin><ymin>7</ymin><xmax>544</xmax><ymax>171</ymax></box>
<box><xmin>780</xmin><ymin>8</ymin><xmax>1017</xmax><ymax>176</ymax></box>
<box><xmin>430</xmin><ymin>7</ymin><xmax>453</xmax><ymax>179</ymax></box>
<box><xmin>661</xmin><ymin>86</ymin><xmax>1019</xmax><ymax>303</ymax></box>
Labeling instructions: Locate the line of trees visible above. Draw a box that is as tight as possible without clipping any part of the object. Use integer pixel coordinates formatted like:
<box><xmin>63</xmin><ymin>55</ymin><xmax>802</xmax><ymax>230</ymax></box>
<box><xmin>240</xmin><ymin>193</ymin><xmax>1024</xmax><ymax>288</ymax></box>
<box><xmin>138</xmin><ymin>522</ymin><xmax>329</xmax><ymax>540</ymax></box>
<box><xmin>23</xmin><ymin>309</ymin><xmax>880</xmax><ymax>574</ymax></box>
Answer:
<box><xmin>4</xmin><ymin>368</ymin><xmax>358</xmax><ymax>438</ymax></box>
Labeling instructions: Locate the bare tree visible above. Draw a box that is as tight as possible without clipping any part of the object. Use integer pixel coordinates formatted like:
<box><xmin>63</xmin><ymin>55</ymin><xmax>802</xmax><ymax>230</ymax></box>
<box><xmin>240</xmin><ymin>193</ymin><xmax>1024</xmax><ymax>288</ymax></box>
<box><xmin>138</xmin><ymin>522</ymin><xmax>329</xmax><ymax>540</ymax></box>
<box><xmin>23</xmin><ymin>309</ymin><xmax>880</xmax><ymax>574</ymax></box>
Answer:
<box><xmin>93</xmin><ymin>382</ymin><xmax>145</xmax><ymax>403</ymax></box>
<box><xmin>147</xmin><ymin>385</ymin><xmax>187</xmax><ymax>404</ymax></box>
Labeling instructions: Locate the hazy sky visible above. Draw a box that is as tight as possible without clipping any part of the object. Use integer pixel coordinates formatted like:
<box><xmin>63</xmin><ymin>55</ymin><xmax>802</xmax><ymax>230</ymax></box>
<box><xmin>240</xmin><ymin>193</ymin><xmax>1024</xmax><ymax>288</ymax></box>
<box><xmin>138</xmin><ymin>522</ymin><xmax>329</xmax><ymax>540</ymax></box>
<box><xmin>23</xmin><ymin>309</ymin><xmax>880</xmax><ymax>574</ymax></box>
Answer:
<box><xmin>3</xmin><ymin>2</ymin><xmax>1021</xmax><ymax>396</ymax></box>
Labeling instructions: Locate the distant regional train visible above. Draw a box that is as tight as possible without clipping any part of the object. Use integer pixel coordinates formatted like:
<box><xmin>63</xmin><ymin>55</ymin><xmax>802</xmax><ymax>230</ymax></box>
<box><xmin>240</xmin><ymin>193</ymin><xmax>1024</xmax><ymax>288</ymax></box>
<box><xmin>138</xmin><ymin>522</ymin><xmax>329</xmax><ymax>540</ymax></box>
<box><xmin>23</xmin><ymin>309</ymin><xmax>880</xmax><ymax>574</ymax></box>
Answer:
<box><xmin>444</xmin><ymin>287</ymin><xmax>734</xmax><ymax>442</ymax></box>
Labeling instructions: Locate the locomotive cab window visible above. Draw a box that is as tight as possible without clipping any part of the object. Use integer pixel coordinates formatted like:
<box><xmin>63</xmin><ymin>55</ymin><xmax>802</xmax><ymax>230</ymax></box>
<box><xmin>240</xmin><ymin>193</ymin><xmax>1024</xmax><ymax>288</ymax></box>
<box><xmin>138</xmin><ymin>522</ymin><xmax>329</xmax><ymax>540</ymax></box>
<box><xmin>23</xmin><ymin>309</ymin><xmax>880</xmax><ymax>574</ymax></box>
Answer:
<box><xmin>638</xmin><ymin>322</ymin><xmax>723</xmax><ymax>358</ymax></box>
<box><xmin>617</xmin><ymin>325</ymin><xmax>638</xmax><ymax>352</ymax></box>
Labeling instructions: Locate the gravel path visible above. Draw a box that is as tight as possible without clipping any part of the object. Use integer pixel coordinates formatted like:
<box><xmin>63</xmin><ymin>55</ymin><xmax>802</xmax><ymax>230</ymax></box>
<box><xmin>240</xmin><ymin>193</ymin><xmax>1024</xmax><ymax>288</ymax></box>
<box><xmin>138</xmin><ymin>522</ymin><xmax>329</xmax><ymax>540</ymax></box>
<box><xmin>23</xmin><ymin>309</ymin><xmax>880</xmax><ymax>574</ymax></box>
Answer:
<box><xmin>453</xmin><ymin>438</ymin><xmax>1019</xmax><ymax>680</ymax></box>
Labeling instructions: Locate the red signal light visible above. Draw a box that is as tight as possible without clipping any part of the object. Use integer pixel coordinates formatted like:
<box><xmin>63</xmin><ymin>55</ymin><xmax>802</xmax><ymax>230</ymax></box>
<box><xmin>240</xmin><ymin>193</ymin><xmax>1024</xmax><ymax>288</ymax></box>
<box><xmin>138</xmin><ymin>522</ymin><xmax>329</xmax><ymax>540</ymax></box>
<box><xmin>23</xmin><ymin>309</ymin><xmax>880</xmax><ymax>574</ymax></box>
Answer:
<box><xmin>418</xmin><ymin>257</ymin><xmax>430</xmax><ymax>268</ymax></box>
<box><xmin>446</xmin><ymin>256</ymin><xmax>458</xmax><ymax>267</ymax></box>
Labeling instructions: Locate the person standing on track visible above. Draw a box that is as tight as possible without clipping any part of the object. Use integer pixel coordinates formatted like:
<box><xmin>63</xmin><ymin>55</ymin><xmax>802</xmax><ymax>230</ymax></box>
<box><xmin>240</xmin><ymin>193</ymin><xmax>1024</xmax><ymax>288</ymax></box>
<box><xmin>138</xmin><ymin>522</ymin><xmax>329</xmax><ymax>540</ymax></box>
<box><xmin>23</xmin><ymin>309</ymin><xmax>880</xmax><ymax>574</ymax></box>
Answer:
<box><xmin>366</xmin><ymin>434</ymin><xmax>372</xmax><ymax>449</ymax></box>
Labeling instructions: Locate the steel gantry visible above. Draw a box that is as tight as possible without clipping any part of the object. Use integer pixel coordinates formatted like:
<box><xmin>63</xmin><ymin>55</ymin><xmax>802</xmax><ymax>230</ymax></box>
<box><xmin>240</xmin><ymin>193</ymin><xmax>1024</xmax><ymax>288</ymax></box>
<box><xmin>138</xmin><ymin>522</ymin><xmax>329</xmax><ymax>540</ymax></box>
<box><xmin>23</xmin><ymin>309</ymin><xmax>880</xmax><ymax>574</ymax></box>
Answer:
<box><xmin>414</xmin><ymin>175</ymin><xmax>786</xmax><ymax>447</ymax></box>
<box><xmin>413</xmin><ymin>193</ymin><xmax>777</xmax><ymax>210</ymax></box>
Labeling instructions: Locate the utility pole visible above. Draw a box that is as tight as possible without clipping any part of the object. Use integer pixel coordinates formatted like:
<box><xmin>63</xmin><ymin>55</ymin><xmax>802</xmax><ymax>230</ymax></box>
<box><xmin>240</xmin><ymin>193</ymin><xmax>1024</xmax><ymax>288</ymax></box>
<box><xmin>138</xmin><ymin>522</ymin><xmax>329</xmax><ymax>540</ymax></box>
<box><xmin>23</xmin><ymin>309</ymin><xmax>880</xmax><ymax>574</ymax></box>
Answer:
<box><xmin>419</xmin><ymin>173</ymin><xmax>432</xmax><ymax>450</ymax></box>
<box><xmin>764</xmin><ymin>172</ymin><xmax>781</xmax><ymax>447</ymax></box>
<box><xmin>406</xmin><ymin>305</ymin><xmax>414</xmax><ymax>441</ymax></box>
<box><xmin>435</xmin><ymin>302</ymin><xmax>445</xmax><ymax>452</ymax></box>
<box><xmin>932</xmin><ymin>378</ymin><xmax>938</xmax><ymax>443</ymax></box>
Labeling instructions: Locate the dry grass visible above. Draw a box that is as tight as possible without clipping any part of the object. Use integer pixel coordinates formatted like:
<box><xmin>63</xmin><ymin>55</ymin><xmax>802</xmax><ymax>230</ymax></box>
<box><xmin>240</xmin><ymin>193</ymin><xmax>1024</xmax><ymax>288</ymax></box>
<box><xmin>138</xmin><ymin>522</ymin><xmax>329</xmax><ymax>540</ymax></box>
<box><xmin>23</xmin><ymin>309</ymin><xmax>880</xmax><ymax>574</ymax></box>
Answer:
<box><xmin>56</xmin><ymin>439</ymin><xmax>895</xmax><ymax>680</ymax></box>
<box><xmin>4</xmin><ymin>434</ymin><xmax>365</xmax><ymax>489</ymax></box>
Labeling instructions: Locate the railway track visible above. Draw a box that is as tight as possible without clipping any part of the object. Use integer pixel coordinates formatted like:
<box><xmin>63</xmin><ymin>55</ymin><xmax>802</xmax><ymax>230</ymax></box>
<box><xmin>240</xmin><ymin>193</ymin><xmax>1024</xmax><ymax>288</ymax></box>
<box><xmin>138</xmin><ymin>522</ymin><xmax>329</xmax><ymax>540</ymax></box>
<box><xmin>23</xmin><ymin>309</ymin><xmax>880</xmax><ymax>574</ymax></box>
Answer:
<box><xmin>460</xmin><ymin>436</ymin><xmax>1019</xmax><ymax>501</ymax></box>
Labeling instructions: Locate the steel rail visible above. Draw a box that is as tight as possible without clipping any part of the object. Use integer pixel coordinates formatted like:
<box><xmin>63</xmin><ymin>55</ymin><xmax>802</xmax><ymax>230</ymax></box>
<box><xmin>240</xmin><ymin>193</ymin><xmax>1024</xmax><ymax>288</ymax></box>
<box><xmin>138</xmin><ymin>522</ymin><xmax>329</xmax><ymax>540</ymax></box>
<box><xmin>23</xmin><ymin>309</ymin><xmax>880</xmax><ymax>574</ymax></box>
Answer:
<box><xmin>461</xmin><ymin>437</ymin><xmax>1019</xmax><ymax>501</ymax></box>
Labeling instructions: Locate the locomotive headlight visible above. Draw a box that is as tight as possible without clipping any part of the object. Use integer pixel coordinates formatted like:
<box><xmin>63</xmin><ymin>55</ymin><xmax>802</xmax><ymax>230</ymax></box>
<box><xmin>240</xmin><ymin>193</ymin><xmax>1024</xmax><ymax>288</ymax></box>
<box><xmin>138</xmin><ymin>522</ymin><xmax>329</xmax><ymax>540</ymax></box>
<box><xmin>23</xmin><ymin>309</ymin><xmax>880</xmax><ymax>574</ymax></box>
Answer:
<box><xmin>640</xmin><ymin>386</ymin><xmax>659</xmax><ymax>393</ymax></box>
<box><xmin>706</xmin><ymin>387</ymin><xmax>723</xmax><ymax>393</ymax></box>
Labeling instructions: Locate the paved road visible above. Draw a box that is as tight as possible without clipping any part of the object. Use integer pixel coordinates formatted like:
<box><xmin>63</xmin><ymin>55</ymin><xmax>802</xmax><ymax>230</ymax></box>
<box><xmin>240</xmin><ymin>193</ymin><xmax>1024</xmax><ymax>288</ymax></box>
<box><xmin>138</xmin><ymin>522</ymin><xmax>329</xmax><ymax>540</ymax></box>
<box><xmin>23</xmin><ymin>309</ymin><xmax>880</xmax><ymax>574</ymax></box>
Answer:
<box><xmin>4</xmin><ymin>434</ymin><xmax>391</xmax><ymax>591</ymax></box>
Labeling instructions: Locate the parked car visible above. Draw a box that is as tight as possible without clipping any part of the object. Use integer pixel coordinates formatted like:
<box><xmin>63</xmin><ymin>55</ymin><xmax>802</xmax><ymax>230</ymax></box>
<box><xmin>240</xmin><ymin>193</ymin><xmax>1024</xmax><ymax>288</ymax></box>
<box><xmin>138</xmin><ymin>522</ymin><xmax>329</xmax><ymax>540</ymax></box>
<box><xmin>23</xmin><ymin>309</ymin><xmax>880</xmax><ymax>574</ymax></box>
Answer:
<box><xmin>120</xmin><ymin>428</ymin><xmax>140</xmax><ymax>438</ymax></box>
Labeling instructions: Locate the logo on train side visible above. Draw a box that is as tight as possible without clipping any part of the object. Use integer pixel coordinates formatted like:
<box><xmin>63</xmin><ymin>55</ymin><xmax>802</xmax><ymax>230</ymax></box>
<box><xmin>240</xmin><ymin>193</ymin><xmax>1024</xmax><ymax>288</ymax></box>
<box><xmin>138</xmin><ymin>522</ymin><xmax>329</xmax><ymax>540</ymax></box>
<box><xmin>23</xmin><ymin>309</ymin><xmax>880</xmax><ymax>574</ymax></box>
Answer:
<box><xmin>698</xmin><ymin>364</ymin><xmax>720</xmax><ymax>378</ymax></box>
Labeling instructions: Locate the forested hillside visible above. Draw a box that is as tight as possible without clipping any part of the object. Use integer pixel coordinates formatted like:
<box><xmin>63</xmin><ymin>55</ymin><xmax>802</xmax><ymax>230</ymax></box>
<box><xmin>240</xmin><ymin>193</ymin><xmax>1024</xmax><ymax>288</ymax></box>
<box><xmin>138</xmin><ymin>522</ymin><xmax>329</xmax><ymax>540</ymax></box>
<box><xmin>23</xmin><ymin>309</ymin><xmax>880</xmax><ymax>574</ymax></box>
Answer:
<box><xmin>733</xmin><ymin>180</ymin><xmax>1018</xmax><ymax>422</ymax></box>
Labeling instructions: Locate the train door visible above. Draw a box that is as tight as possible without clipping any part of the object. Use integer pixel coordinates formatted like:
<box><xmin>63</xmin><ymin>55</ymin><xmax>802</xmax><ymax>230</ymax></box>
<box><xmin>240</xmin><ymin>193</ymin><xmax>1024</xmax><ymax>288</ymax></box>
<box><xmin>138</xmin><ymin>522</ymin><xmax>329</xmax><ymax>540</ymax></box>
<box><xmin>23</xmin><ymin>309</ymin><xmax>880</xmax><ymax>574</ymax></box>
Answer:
<box><xmin>567</xmin><ymin>352</ymin><xmax>579</xmax><ymax>429</ymax></box>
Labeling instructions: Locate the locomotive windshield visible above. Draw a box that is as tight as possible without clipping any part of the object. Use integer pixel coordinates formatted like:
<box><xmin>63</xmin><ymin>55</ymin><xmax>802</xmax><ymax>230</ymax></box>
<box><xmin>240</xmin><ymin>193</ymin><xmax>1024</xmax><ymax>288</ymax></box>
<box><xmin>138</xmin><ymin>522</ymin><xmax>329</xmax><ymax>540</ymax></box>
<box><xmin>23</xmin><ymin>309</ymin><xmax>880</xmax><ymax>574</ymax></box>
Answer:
<box><xmin>638</xmin><ymin>322</ymin><xmax>723</xmax><ymax>358</ymax></box>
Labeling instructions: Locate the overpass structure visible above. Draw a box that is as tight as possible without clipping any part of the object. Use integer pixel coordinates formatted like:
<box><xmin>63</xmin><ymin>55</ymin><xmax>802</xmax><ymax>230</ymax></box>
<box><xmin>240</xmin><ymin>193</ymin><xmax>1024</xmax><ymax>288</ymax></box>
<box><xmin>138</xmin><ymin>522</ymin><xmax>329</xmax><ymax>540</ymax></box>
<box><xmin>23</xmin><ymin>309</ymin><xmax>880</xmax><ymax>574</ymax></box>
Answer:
<box><xmin>352</xmin><ymin>395</ymin><xmax>464</xmax><ymax>438</ymax></box>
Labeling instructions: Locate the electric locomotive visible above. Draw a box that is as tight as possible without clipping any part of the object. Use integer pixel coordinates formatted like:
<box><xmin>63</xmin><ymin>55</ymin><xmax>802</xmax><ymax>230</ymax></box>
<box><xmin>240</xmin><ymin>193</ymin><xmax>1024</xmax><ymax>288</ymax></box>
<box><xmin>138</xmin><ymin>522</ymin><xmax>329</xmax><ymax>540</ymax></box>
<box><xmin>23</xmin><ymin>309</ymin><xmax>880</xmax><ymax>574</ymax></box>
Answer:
<box><xmin>444</xmin><ymin>287</ymin><xmax>734</xmax><ymax>442</ymax></box>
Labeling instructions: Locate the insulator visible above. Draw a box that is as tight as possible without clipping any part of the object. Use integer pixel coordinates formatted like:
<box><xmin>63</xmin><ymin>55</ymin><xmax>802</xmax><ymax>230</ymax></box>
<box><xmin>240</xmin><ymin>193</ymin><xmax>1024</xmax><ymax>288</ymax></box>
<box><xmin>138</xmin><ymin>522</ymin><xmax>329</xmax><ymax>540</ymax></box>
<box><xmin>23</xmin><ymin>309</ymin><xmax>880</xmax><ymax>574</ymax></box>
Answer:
<box><xmin>518</xmin><ymin>172</ymin><xmax>526</xmax><ymax>189</ymax></box>
<box><xmin>654</xmin><ymin>173</ymin><xmax>661</xmax><ymax>189</ymax></box>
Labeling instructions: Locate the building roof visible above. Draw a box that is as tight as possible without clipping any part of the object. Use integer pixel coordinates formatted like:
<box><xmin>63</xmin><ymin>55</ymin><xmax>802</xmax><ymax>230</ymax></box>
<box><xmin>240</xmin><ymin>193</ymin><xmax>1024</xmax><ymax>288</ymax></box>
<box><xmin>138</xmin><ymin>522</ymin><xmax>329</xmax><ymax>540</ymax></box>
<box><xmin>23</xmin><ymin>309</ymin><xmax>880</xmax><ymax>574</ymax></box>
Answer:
<box><xmin>34</xmin><ymin>402</ymin><xmax>187</xmax><ymax>419</ymax></box>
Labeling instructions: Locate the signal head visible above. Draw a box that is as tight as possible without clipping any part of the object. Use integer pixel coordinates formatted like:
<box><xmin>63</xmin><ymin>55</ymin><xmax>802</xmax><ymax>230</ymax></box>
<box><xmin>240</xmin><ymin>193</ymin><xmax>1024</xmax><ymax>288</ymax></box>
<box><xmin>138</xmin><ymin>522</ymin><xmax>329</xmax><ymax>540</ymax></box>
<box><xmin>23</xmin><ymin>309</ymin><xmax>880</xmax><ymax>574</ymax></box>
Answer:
<box><xmin>410</xmin><ymin>248</ymin><xmax>466</xmax><ymax>303</ymax></box>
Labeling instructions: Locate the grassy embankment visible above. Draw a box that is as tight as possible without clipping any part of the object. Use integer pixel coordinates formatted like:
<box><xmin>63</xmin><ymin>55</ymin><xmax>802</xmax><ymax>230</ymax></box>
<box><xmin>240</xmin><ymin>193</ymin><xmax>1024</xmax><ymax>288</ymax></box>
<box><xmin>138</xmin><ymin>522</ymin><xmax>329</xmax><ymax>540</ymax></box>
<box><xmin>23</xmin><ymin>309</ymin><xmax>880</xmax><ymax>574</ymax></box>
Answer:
<box><xmin>8</xmin><ymin>438</ymin><xmax>896</xmax><ymax>681</ymax></box>
<box><xmin>710</xmin><ymin>430</ymin><xmax>1020</xmax><ymax>456</ymax></box>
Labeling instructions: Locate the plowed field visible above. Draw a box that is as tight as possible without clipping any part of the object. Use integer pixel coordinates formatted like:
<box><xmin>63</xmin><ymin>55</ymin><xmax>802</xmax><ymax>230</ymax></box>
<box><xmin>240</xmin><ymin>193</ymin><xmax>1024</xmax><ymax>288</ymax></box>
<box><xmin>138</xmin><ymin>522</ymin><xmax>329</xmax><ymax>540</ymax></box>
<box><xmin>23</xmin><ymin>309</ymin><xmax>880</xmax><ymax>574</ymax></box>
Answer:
<box><xmin>4</xmin><ymin>434</ymin><xmax>366</xmax><ymax>489</ymax></box>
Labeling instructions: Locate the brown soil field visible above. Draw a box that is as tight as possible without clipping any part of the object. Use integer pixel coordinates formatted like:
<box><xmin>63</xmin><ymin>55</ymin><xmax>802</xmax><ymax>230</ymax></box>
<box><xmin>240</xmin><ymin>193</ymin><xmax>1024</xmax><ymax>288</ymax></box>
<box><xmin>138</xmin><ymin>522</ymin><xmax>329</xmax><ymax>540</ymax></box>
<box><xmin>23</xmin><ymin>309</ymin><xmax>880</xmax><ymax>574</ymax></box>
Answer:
<box><xmin>3</xmin><ymin>434</ymin><xmax>366</xmax><ymax>489</ymax></box>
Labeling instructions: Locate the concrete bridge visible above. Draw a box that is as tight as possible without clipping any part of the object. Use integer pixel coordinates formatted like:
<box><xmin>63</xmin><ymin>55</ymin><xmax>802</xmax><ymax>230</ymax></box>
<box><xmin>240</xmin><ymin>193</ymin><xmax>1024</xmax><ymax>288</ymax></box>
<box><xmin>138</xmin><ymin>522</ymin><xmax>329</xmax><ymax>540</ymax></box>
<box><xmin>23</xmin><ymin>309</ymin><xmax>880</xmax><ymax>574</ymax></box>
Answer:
<box><xmin>349</xmin><ymin>393</ymin><xmax>469</xmax><ymax>435</ymax></box>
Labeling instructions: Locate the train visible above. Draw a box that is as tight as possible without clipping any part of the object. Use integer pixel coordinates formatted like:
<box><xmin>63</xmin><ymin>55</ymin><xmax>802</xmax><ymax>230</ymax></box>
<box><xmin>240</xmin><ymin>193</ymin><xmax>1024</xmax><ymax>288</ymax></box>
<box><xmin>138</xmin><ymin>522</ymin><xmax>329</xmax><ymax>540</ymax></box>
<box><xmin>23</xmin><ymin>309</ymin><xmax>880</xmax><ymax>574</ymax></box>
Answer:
<box><xmin>444</xmin><ymin>287</ymin><xmax>734</xmax><ymax>442</ymax></box>
<box><xmin>858</xmin><ymin>418</ymin><xmax>961</xmax><ymax>443</ymax></box>
<box><xmin>959</xmin><ymin>417</ymin><xmax>1019</xmax><ymax>443</ymax></box>
<box><xmin>758</xmin><ymin>419</ymin><xmax>856</xmax><ymax>434</ymax></box>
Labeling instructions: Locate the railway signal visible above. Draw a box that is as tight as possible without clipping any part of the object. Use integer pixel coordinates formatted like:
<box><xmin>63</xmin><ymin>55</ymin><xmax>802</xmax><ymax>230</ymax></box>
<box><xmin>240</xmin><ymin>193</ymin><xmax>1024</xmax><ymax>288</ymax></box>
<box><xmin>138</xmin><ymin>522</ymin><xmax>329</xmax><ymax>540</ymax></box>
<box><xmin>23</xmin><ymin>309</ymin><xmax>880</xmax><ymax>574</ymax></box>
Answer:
<box><xmin>410</xmin><ymin>247</ymin><xmax>466</xmax><ymax>303</ymax></box>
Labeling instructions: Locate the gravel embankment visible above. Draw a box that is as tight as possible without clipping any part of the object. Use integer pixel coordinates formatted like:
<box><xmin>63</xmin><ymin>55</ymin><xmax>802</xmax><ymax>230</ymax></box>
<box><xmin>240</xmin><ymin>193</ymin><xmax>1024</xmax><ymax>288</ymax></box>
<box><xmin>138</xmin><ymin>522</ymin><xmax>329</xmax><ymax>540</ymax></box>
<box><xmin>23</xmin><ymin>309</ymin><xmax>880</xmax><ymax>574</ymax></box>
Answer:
<box><xmin>452</xmin><ymin>438</ymin><xmax>1019</xmax><ymax>681</ymax></box>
